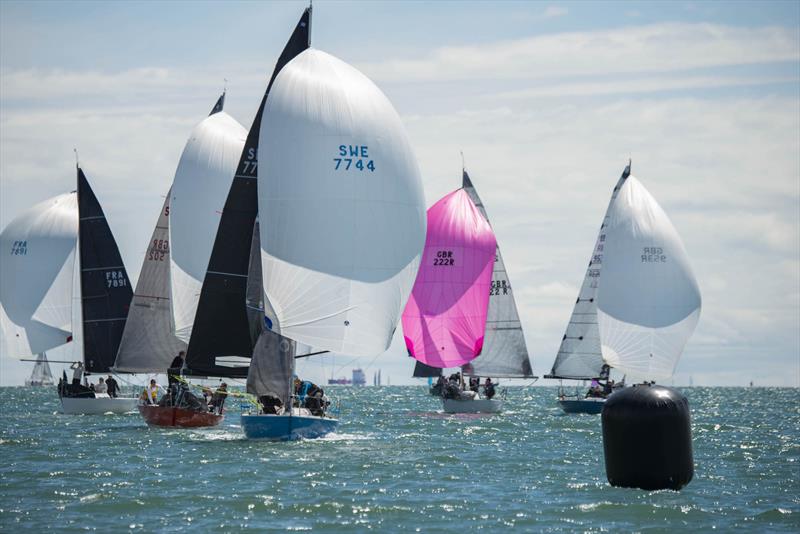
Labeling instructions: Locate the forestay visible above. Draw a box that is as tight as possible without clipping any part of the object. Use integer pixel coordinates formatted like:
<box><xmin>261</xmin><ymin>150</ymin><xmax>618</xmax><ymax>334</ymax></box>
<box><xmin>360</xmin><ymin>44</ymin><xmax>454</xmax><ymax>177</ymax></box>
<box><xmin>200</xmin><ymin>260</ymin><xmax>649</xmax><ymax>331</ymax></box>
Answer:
<box><xmin>596</xmin><ymin>175</ymin><xmax>701</xmax><ymax>380</ymax></box>
<box><xmin>114</xmin><ymin>192</ymin><xmax>187</xmax><ymax>373</ymax></box>
<box><xmin>258</xmin><ymin>48</ymin><xmax>427</xmax><ymax>356</ymax></box>
<box><xmin>547</xmin><ymin>164</ymin><xmax>630</xmax><ymax>380</ymax></box>
<box><xmin>0</xmin><ymin>192</ymin><xmax>77</xmax><ymax>357</ymax></box>
<box><xmin>402</xmin><ymin>189</ymin><xmax>496</xmax><ymax>369</ymax></box>
<box><xmin>169</xmin><ymin>102</ymin><xmax>246</xmax><ymax>343</ymax></box>
<box><xmin>460</xmin><ymin>170</ymin><xmax>533</xmax><ymax>378</ymax></box>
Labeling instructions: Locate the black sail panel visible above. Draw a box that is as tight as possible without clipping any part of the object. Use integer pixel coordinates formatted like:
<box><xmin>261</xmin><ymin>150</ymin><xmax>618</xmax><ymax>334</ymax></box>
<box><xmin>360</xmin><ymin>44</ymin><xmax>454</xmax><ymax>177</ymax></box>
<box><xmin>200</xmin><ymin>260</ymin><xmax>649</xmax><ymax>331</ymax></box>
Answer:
<box><xmin>77</xmin><ymin>168</ymin><xmax>133</xmax><ymax>373</ymax></box>
<box><xmin>209</xmin><ymin>91</ymin><xmax>225</xmax><ymax>116</ymax></box>
<box><xmin>185</xmin><ymin>8</ymin><xmax>311</xmax><ymax>377</ymax></box>
<box><xmin>413</xmin><ymin>360</ymin><xmax>443</xmax><ymax>378</ymax></box>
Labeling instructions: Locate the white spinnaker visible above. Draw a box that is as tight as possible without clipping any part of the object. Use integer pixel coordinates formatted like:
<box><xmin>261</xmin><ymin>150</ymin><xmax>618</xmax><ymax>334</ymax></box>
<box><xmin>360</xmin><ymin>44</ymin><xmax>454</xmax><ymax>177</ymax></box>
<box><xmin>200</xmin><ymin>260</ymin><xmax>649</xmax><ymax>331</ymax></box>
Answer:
<box><xmin>258</xmin><ymin>49</ymin><xmax>426</xmax><ymax>356</ymax></box>
<box><xmin>114</xmin><ymin>192</ymin><xmax>187</xmax><ymax>373</ymax></box>
<box><xmin>169</xmin><ymin>111</ymin><xmax>246</xmax><ymax>342</ymax></box>
<box><xmin>0</xmin><ymin>193</ymin><xmax>78</xmax><ymax>357</ymax></box>
<box><xmin>597</xmin><ymin>175</ymin><xmax>701</xmax><ymax>380</ymax></box>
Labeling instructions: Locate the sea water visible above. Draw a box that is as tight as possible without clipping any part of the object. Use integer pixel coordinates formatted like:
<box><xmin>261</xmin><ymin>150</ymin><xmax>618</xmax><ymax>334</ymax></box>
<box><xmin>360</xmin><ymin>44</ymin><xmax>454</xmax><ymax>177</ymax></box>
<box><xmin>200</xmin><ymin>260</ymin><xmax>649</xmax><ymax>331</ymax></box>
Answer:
<box><xmin>0</xmin><ymin>386</ymin><xmax>798</xmax><ymax>532</ymax></box>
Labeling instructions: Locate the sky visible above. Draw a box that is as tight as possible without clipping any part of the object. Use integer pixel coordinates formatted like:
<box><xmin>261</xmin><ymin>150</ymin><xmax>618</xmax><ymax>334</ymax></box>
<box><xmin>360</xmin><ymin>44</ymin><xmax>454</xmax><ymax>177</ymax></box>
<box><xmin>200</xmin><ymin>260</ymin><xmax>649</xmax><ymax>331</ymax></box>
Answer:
<box><xmin>0</xmin><ymin>0</ymin><xmax>798</xmax><ymax>387</ymax></box>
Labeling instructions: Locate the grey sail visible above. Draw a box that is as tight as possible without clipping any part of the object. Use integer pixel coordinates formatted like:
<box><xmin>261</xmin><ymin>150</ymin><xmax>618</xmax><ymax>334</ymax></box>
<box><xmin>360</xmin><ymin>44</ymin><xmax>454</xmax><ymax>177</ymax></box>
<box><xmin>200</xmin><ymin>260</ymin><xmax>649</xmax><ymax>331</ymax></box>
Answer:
<box><xmin>27</xmin><ymin>353</ymin><xmax>54</xmax><ymax>386</ymax></box>
<box><xmin>460</xmin><ymin>170</ymin><xmax>534</xmax><ymax>378</ymax></box>
<box><xmin>245</xmin><ymin>218</ymin><xmax>265</xmax><ymax>346</ymax></box>
<box><xmin>246</xmin><ymin>327</ymin><xmax>296</xmax><ymax>407</ymax></box>
<box><xmin>546</xmin><ymin>163</ymin><xmax>630</xmax><ymax>380</ymax></box>
<box><xmin>114</xmin><ymin>191</ymin><xmax>187</xmax><ymax>373</ymax></box>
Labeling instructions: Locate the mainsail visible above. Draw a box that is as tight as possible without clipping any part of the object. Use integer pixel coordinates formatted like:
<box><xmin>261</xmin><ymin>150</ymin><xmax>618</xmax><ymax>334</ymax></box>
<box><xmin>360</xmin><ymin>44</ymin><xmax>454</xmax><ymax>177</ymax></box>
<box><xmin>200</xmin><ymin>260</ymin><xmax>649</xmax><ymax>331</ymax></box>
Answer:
<box><xmin>402</xmin><ymin>189</ymin><xmax>496</xmax><ymax>369</ymax></box>
<box><xmin>461</xmin><ymin>170</ymin><xmax>534</xmax><ymax>378</ymax></box>
<box><xmin>185</xmin><ymin>8</ymin><xmax>311</xmax><ymax>378</ymax></box>
<box><xmin>26</xmin><ymin>353</ymin><xmax>55</xmax><ymax>386</ymax></box>
<box><xmin>548</xmin><ymin>163</ymin><xmax>701</xmax><ymax>381</ymax></box>
<box><xmin>77</xmin><ymin>167</ymin><xmax>133</xmax><ymax>373</ymax></box>
<box><xmin>547</xmin><ymin>164</ymin><xmax>630</xmax><ymax>380</ymax></box>
<box><xmin>0</xmin><ymin>192</ymin><xmax>78</xmax><ymax>358</ymax></box>
<box><xmin>258</xmin><ymin>48</ymin><xmax>427</xmax><ymax>356</ymax></box>
<box><xmin>114</xmin><ymin>191</ymin><xmax>187</xmax><ymax>373</ymax></box>
<box><xmin>169</xmin><ymin>93</ymin><xmax>246</xmax><ymax>343</ymax></box>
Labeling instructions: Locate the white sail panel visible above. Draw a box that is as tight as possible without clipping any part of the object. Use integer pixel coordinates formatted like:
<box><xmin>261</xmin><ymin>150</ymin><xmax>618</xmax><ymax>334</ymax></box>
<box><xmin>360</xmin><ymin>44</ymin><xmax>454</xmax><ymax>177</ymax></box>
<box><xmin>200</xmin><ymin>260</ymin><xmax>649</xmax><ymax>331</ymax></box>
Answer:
<box><xmin>169</xmin><ymin>111</ymin><xmax>246</xmax><ymax>342</ymax></box>
<box><xmin>547</xmin><ymin>167</ymin><xmax>629</xmax><ymax>380</ymax></box>
<box><xmin>597</xmin><ymin>175</ymin><xmax>701</xmax><ymax>379</ymax></box>
<box><xmin>0</xmin><ymin>193</ymin><xmax>77</xmax><ymax>357</ymax></box>
<box><xmin>114</xmin><ymin>192</ymin><xmax>187</xmax><ymax>373</ymax></box>
<box><xmin>258</xmin><ymin>49</ymin><xmax>426</xmax><ymax>356</ymax></box>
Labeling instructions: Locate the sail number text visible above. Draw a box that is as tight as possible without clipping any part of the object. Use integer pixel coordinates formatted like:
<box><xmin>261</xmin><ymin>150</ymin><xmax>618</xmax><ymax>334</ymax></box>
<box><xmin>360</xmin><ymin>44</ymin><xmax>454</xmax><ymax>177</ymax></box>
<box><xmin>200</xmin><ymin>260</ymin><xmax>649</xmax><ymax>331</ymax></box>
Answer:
<box><xmin>105</xmin><ymin>270</ymin><xmax>127</xmax><ymax>288</ymax></box>
<box><xmin>641</xmin><ymin>247</ymin><xmax>667</xmax><ymax>263</ymax></box>
<box><xmin>10</xmin><ymin>240</ymin><xmax>27</xmax><ymax>255</ymax></box>
<box><xmin>490</xmin><ymin>279</ymin><xmax>509</xmax><ymax>296</ymax></box>
<box><xmin>334</xmin><ymin>145</ymin><xmax>375</xmax><ymax>172</ymax></box>
<box><xmin>433</xmin><ymin>250</ymin><xmax>454</xmax><ymax>266</ymax></box>
<box><xmin>147</xmin><ymin>239</ymin><xmax>169</xmax><ymax>262</ymax></box>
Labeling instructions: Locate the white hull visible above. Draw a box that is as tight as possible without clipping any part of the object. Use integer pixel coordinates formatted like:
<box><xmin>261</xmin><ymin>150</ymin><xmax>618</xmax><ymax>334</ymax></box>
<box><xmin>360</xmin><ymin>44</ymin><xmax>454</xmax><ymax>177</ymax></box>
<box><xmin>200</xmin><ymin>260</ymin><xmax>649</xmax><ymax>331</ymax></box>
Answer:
<box><xmin>60</xmin><ymin>395</ymin><xmax>138</xmax><ymax>415</ymax></box>
<box><xmin>442</xmin><ymin>397</ymin><xmax>502</xmax><ymax>414</ymax></box>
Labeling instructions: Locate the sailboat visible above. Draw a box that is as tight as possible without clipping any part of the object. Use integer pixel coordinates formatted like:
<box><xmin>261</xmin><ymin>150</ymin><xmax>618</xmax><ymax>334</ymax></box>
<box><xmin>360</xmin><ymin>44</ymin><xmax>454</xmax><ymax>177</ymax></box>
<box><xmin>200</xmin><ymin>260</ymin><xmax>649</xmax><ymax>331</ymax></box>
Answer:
<box><xmin>545</xmin><ymin>162</ymin><xmax>701</xmax><ymax>413</ymax></box>
<box><xmin>1</xmin><ymin>165</ymin><xmax>138</xmax><ymax>414</ymax></box>
<box><xmin>405</xmin><ymin>168</ymin><xmax>534</xmax><ymax>413</ymax></box>
<box><xmin>402</xmin><ymin>183</ymin><xmax>498</xmax><ymax>413</ymax></box>
<box><xmin>240</xmin><ymin>5</ymin><xmax>427</xmax><ymax>440</ymax></box>
<box><xmin>25</xmin><ymin>353</ymin><xmax>55</xmax><ymax>386</ymax></box>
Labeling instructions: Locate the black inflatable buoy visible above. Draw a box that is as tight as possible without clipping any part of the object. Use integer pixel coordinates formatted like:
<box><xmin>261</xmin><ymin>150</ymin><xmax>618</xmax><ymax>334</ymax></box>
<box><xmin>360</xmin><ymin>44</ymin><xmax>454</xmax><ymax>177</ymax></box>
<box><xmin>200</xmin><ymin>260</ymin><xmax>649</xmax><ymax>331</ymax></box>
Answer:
<box><xmin>601</xmin><ymin>383</ymin><xmax>693</xmax><ymax>491</ymax></box>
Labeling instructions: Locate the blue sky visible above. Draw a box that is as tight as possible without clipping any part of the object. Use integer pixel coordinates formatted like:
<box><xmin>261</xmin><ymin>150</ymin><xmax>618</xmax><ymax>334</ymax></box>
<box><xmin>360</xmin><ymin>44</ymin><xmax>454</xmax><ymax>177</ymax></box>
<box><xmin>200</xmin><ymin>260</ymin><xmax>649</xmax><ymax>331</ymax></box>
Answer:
<box><xmin>1</xmin><ymin>1</ymin><xmax>798</xmax><ymax>387</ymax></box>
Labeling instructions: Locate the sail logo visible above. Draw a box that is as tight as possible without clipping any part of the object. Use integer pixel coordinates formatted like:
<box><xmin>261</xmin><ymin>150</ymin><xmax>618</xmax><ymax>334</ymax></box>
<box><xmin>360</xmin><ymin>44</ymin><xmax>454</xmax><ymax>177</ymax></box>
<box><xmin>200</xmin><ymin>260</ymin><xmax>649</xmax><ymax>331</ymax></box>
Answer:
<box><xmin>105</xmin><ymin>270</ymin><xmax>128</xmax><ymax>288</ymax></box>
<box><xmin>642</xmin><ymin>247</ymin><xmax>667</xmax><ymax>263</ymax></box>
<box><xmin>433</xmin><ymin>250</ymin><xmax>454</xmax><ymax>266</ymax></box>
<box><xmin>147</xmin><ymin>239</ymin><xmax>169</xmax><ymax>262</ymax></box>
<box><xmin>490</xmin><ymin>279</ymin><xmax>510</xmax><ymax>296</ymax></box>
<box><xmin>334</xmin><ymin>145</ymin><xmax>375</xmax><ymax>172</ymax></box>
<box><xmin>10</xmin><ymin>240</ymin><xmax>27</xmax><ymax>255</ymax></box>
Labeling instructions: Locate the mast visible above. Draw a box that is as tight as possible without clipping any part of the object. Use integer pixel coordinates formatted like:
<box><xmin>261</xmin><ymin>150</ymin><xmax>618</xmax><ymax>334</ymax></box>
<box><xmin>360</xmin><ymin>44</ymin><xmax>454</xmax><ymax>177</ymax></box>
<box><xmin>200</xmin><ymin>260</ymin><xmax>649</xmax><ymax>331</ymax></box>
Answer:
<box><xmin>184</xmin><ymin>7</ymin><xmax>311</xmax><ymax>377</ymax></box>
<box><xmin>76</xmin><ymin>166</ymin><xmax>133</xmax><ymax>374</ymax></box>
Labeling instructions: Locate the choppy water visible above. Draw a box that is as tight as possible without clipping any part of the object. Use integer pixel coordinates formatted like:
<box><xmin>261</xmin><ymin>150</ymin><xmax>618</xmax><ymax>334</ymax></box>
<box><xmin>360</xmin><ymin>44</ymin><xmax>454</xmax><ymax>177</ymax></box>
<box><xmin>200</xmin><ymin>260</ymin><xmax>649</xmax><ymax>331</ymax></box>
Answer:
<box><xmin>1</xmin><ymin>386</ymin><xmax>798</xmax><ymax>532</ymax></box>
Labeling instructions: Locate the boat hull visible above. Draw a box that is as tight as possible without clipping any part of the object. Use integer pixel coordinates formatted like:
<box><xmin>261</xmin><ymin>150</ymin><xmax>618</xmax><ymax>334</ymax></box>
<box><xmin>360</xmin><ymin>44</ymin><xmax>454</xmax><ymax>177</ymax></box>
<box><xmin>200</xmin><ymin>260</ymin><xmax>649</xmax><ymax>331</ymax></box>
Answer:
<box><xmin>60</xmin><ymin>396</ymin><xmax>137</xmax><ymax>415</ymax></box>
<box><xmin>138</xmin><ymin>404</ymin><xmax>224</xmax><ymax>428</ymax></box>
<box><xmin>558</xmin><ymin>398</ymin><xmax>605</xmax><ymax>414</ymax></box>
<box><xmin>240</xmin><ymin>413</ymin><xmax>338</xmax><ymax>441</ymax></box>
<box><xmin>442</xmin><ymin>398</ymin><xmax>502</xmax><ymax>414</ymax></box>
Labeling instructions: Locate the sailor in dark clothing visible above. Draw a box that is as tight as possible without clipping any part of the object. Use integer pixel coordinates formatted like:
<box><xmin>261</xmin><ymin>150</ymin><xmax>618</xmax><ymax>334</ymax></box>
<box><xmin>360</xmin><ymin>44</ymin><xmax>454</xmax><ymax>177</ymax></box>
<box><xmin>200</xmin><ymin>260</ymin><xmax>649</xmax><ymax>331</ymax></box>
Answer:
<box><xmin>208</xmin><ymin>383</ymin><xmax>228</xmax><ymax>414</ymax></box>
<box><xmin>468</xmin><ymin>376</ymin><xmax>480</xmax><ymax>393</ymax></box>
<box><xmin>168</xmin><ymin>350</ymin><xmax>185</xmax><ymax>387</ymax></box>
<box><xmin>294</xmin><ymin>378</ymin><xmax>327</xmax><ymax>416</ymax></box>
<box><xmin>106</xmin><ymin>375</ymin><xmax>119</xmax><ymax>398</ymax></box>
<box><xmin>483</xmin><ymin>378</ymin><xmax>496</xmax><ymax>399</ymax></box>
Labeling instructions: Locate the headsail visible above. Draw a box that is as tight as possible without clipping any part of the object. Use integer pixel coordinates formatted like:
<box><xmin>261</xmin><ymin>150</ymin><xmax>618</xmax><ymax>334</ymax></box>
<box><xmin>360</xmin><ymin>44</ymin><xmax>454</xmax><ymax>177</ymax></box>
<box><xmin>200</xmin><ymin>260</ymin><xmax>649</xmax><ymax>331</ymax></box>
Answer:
<box><xmin>461</xmin><ymin>170</ymin><xmax>534</xmax><ymax>378</ymax></box>
<box><xmin>596</xmin><ymin>175</ymin><xmax>701</xmax><ymax>380</ymax></box>
<box><xmin>77</xmin><ymin>167</ymin><xmax>133</xmax><ymax>373</ymax></box>
<box><xmin>547</xmin><ymin>164</ymin><xmax>630</xmax><ymax>380</ymax></box>
<box><xmin>114</xmin><ymin>191</ymin><xmax>187</xmax><ymax>373</ymax></box>
<box><xmin>0</xmin><ymin>192</ymin><xmax>77</xmax><ymax>358</ymax></box>
<box><xmin>401</xmin><ymin>189</ymin><xmax>496</xmax><ymax>368</ymax></box>
<box><xmin>184</xmin><ymin>8</ymin><xmax>311</xmax><ymax>377</ymax></box>
<box><xmin>258</xmin><ymin>48</ymin><xmax>427</xmax><ymax>356</ymax></box>
<box><xmin>413</xmin><ymin>360</ymin><xmax>442</xmax><ymax>378</ymax></box>
<box><xmin>169</xmin><ymin>95</ymin><xmax>246</xmax><ymax>343</ymax></box>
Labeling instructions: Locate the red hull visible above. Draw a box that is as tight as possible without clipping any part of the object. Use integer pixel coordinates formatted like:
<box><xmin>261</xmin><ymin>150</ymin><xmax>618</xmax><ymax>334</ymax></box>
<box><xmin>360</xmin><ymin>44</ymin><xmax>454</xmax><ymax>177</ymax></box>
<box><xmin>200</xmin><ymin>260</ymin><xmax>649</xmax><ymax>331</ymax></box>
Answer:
<box><xmin>138</xmin><ymin>404</ymin><xmax>224</xmax><ymax>428</ymax></box>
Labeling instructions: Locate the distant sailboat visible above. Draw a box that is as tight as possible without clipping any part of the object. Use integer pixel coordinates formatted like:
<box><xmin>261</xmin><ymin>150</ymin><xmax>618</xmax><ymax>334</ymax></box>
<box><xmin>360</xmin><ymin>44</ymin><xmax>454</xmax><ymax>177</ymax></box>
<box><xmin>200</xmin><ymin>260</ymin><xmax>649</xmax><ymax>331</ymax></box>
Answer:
<box><xmin>26</xmin><ymin>353</ymin><xmax>55</xmax><ymax>387</ymax></box>
<box><xmin>1</xmin><ymin>166</ymin><xmax>138</xmax><ymax>413</ymax></box>
<box><xmin>402</xmin><ymin>185</ymin><xmax>498</xmax><ymax>413</ymax></box>
<box><xmin>240</xmin><ymin>5</ymin><xmax>427</xmax><ymax>440</ymax></box>
<box><xmin>546</xmin><ymin>162</ymin><xmax>701</xmax><ymax>413</ymax></box>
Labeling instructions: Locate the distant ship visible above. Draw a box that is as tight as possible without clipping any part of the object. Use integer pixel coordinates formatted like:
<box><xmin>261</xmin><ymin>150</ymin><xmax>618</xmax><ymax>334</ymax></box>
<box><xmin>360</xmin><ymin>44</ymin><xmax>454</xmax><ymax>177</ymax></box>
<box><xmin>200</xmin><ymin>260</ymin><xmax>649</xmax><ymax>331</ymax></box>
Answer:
<box><xmin>328</xmin><ymin>368</ymin><xmax>366</xmax><ymax>386</ymax></box>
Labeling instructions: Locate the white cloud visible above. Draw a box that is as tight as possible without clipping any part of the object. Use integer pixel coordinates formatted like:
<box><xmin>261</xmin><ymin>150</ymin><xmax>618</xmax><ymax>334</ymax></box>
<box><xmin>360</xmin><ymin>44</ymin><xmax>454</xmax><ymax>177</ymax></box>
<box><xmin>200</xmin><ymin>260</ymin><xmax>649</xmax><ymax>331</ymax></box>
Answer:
<box><xmin>360</xmin><ymin>23</ymin><xmax>799</xmax><ymax>83</ymax></box>
<box><xmin>541</xmin><ymin>6</ymin><xmax>569</xmax><ymax>19</ymax></box>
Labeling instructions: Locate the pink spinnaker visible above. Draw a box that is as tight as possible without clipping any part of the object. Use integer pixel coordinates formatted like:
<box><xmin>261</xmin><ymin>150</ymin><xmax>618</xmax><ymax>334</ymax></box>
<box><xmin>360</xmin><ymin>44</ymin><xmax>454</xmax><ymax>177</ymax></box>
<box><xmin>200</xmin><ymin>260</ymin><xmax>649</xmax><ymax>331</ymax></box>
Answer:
<box><xmin>401</xmin><ymin>188</ymin><xmax>497</xmax><ymax>369</ymax></box>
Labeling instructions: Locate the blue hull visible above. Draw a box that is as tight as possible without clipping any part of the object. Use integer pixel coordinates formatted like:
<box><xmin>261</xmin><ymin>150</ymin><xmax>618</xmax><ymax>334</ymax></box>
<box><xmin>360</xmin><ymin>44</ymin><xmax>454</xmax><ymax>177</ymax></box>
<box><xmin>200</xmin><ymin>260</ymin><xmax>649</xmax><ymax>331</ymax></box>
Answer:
<box><xmin>240</xmin><ymin>413</ymin><xmax>339</xmax><ymax>441</ymax></box>
<box><xmin>558</xmin><ymin>398</ymin><xmax>605</xmax><ymax>414</ymax></box>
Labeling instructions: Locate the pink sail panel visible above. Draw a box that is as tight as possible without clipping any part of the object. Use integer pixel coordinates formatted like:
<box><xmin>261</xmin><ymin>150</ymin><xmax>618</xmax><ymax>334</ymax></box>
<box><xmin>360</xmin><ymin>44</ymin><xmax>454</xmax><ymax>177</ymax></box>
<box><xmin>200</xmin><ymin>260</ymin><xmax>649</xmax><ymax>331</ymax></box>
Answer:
<box><xmin>401</xmin><ymin>188</ymin><xmax>497</xmax><ymax>368</ymax></box>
